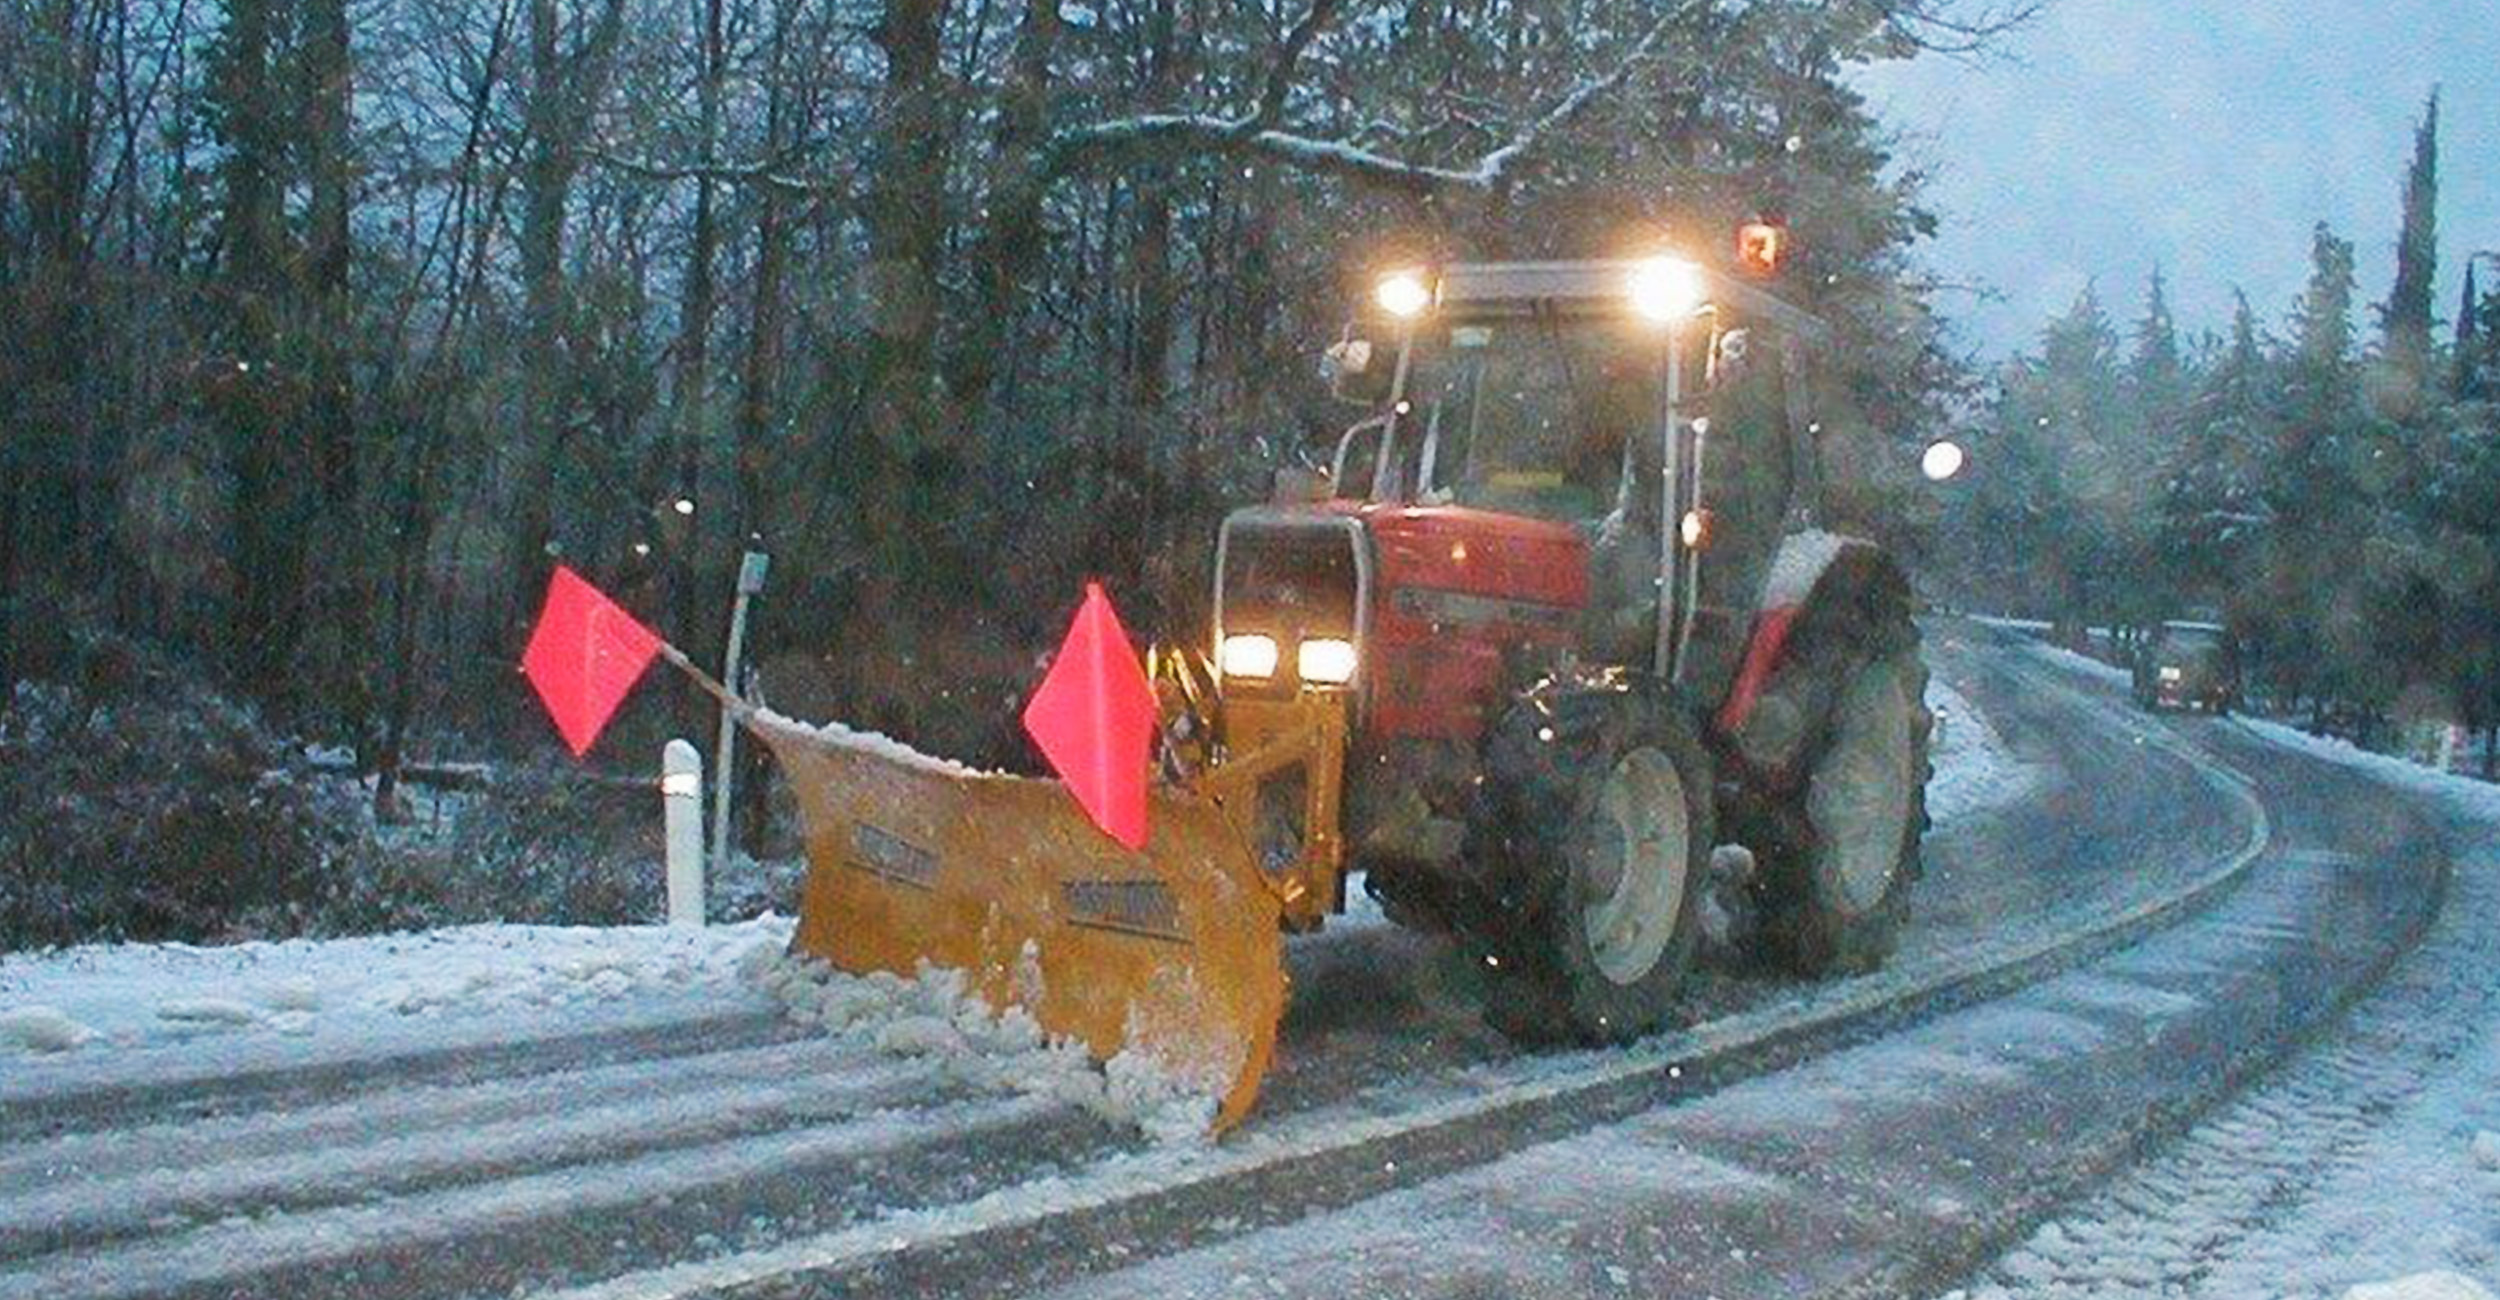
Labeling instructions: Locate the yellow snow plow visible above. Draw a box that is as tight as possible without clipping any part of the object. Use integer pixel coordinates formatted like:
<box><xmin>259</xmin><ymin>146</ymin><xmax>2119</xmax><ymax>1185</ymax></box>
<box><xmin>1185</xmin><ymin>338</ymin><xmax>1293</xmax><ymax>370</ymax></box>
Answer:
<box><xmin>521</xmin><ymin>567</ymin><xmax>1344</xmax><ymax>1134</ymax></box>
<box><xmin>753</xmin><ymin>710</ymin><xmax>1297</xmax><ymax>1131</ymax></box>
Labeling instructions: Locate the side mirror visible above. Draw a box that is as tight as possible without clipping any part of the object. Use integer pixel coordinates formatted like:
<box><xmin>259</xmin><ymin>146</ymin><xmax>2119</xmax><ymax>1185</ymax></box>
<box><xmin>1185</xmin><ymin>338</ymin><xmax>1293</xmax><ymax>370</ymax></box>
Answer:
<box><xmin>1707</xmin><ymin>328</ymin><xmax>1750</xmax><ymax>388</ymax></box>
<box><xmin>1322</xmin><ymin>336</ymin><xmax>1394</xmax><ymax>406</ymax></box>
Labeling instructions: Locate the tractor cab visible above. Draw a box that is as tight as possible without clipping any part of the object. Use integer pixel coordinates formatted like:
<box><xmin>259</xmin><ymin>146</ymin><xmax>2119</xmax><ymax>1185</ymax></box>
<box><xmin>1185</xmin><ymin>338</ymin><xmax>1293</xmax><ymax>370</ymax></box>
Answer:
<box><xmin>1210</xmin><ymin>259</ymin><xmax>1831</xmax><ymax>756</ymax></box>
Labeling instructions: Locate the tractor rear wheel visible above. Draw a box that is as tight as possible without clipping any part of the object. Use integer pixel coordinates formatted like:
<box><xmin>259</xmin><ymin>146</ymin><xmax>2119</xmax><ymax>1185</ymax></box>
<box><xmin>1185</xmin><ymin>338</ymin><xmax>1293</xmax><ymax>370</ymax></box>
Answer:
<box><xmin>1463</xmin><ymin>681</ymin><xmax>1714</xmax><ymax>1043</ymax></box>
<box><xmin>1758</xmin><ymin>625</ymin><xmax>1931</xmax><ymax>977</ymax></box>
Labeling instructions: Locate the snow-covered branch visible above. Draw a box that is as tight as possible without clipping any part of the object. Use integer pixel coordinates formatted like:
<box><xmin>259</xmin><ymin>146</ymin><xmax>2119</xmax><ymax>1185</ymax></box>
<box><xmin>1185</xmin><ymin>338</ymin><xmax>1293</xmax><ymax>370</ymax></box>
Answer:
<box><xmin>1042</xmin><ymin>113</ymin><xmax>1497</xmax><ymax>192</ymax></box>
<box><xmin>1045</xmin><ymin>0</ymin><xmax>1714</xmax><ymax>194</ymax></box>
<box><xmin>588</xmin><ymin>147</ymin><xmax>835</xmax><ymax>197</ymax></box>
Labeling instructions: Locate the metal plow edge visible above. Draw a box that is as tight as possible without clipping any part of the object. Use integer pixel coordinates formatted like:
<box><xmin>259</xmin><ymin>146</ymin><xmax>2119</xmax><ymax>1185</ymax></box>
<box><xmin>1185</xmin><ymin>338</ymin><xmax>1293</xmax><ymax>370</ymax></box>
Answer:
<box><xmin>751</xmin><ymin>713</ymin><xmax>1288</xmax><ymax>1134</ymax></box>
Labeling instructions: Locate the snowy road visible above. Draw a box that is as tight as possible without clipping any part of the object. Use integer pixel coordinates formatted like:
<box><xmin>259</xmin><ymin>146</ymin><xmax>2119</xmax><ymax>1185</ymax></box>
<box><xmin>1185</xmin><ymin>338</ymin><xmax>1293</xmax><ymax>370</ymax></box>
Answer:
<box><xmin>0</xmin><ymin>622</ymin><xmax>2461</xmax><ymax>1299</ymax></box>
<box><xmin>1958</xmin><ymin>717</ymin><xmax>2500</xmax><ymax>1300</ymax></box>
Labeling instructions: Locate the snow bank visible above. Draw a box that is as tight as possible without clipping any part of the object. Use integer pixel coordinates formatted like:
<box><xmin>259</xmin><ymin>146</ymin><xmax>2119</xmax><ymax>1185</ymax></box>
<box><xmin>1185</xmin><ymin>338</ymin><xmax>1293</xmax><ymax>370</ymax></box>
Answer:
<box><xmin>1925</xmin><ymin>676</ymin><xmax>2038</xmax><ymax>827</ymax></box>
<box><xmin>2235</xmin><ymin>716</ymin><xmax>2500</xmax><ymax>821</ymax></box>
<box><xmin>0</xmin><ymin>1005</ymin><xmax>96</xmax><ymax>1053</ymax></box>
<box><xmin>748</xmin><ymin>945</ymin><xmax>1220</xmax><ymax>1144</ymax></box>
<box><xmin>2026</xmin><ymin>639</ymin><xmax>2131</xmax><ymax>686</ymax></box>
<box><xmin>2346</xmin><ymin>1274</ymin><xmax>2496</xmax><ymax>1300</ymax></box>
<box><xmin>0</xmin><ymin>915</ymin><xmax>792</xmax><ymax>1061</ymax></box>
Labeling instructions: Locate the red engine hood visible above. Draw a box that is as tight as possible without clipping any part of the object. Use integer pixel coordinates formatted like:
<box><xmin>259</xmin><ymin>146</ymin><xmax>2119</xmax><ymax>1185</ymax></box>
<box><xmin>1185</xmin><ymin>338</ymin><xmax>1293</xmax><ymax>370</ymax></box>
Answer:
<box><xmin>1349</xmin><ymin>503</ymin><xmax>1590</xmax><ymax>609</ymax></box>
<box><xmin>1335</xmin><ymin>503</ymin><xmax>1590</xmax><ymax>740</ymax></box>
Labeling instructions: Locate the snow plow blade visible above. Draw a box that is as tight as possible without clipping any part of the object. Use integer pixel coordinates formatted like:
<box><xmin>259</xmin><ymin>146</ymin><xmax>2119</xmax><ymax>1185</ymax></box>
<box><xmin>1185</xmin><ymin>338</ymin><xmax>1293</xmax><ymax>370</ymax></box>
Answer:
<box><xmin>751</xmin><ymin>713</ymin><xmax>1287</xmax><ymax>1133</ymax></box>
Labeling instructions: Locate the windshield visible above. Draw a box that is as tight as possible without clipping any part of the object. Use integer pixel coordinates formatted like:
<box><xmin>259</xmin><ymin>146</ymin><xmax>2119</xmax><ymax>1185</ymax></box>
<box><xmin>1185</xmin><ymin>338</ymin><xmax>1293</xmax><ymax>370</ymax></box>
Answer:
<box><xmin>2155</xmin><ymin>626</ymin><xmax>2226</xmax><ymax>656</ymax></box>
<box><xmin>1406</xmin><ymin>315</ymin><xmax>1660</xmax><ymax>522</ymax></box>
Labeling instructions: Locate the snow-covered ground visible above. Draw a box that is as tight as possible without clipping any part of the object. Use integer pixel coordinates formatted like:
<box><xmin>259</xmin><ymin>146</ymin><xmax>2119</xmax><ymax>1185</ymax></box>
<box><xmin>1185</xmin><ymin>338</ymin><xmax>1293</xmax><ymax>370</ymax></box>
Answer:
<box><xmin>1958</xmin><ymin>711</ymin><xmax>2500</xmax><ymax>1300</ymax></box>
<box><xmin>1927</xmin><ymin>674</ymin><xmax>2039</xmax><ymax>826</ymax></box>
<box><xmin>0</xmin><ymin>905</ymin><xmax>1246</xmax><ymax>1136</ymax></box>
<box><xmin>2027</xmin><ymin>638</ymin><xmax>2132</xmax><ymax>687</ymax></box>
<box><xmin>4</xmin><ymin>637</ymin><xmax>2385</xmax><ymax>1299</ymax></box>
<box><xmin>0</xmin><ymin>916</ymin><xmax>790</xmax><ymax>1063</ymax></box>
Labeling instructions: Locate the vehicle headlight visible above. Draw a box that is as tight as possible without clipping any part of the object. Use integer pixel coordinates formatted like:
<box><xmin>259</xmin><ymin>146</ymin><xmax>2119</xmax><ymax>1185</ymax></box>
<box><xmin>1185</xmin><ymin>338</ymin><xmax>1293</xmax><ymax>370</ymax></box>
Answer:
<box><xmin>1374</xmin><ymin>271</ymin><xmax>1432</xmax><ymax>318</ymax></box>
<box><xmin>2159</xmin><ymin>666</ymin><xmax>2183</xmax><ymax>683</ymax></box>
<box><xmin>1297</xmin><ymin>638</ymin><xmax>1358</xmax><ymax>686</ymax></box>
<box><xmin>1219</xmin><ymin>634</ymin><xmax>1280</xmax><ymax>679</ymax></box>
<box><xmin>1629</xmin><ymin>256</ymin><xmax>1705</xmax><ymax>323</ymax></box>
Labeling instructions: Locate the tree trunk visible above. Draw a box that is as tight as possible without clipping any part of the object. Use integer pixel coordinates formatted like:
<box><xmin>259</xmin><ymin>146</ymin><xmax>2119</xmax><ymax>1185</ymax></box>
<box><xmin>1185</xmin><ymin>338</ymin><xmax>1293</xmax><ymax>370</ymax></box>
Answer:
<box><xmin>732</xmin><ymin>4</ymin><xmax>793</xmax><ymax>558</ymax></box>
<box><xmin>0</xmin><ymin>433</ymin><xmax>19</xmax><ymax>702</ymax></box>
<box><xmin>10</xmin><ymin>0</ymin><xmax>101</xmax><ymax>683</ymax></box>
<box><xmin>504</xmin><ymin>0</ymin><xmax>627</xmax><ymax>655</ymax></box>
<box><xmin>304</xmin><ymin>0</ymin><xmax>366</xmax><ymax>748</ymax></box>
<box><xmin>216</xmin><ymin>0</ymin><xmax>312</xmax><ymax>710</ymax></box>
<box><xmin>944</xmin><ymin>0</ymin><xmax>1061</xmax><ymax>407</ymax></box>
<box><xmin>508</xmin><ymin>0</ymin><xmax>571</xmax><ymax>642</ymax></box>
<box><xmin>666</xmin><ymin>0</ymin><xmax>728</xmax><ymax>728</ymax></box>
<box><xmin>854</xmin><ymin>0</ymin><xmax>958</xmax><ymax>734</ymax></box>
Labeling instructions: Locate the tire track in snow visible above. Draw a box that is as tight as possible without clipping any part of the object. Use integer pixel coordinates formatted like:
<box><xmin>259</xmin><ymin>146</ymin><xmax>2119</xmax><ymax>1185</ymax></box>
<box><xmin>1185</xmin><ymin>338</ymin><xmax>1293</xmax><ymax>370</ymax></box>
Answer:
<box><xmin>0</xmin><ymin>1047</ymin><xmax>946</xmax><ymax>1261</ymax></box>
<box><xmin>0</xmin><ymin>1036</ymin><xmax>873</xmax><ymax>1189</ymax></box>
<box><xmin>0</xmin><ymin>1094</ymin><xmax>1063</xmax><ymax>1300</ymax></box>
<box><xmin>0</xmin><ymin>1008</ymin><xmax>793</xmax><ymax>1143</ymax></box>
<box><xmin>1954</xmin><ymin>741</ymin><xmax>2500</xmax><ymax>1300</ymax></box>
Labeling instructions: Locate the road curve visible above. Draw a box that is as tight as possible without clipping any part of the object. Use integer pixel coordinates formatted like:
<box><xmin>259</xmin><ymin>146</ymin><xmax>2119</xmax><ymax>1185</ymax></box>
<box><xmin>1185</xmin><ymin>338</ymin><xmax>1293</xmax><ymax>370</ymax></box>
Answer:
<box><xmin>0</xmin><ymin>622</ymin><xmax>2422</xmax><ymax>1300</ymax></box>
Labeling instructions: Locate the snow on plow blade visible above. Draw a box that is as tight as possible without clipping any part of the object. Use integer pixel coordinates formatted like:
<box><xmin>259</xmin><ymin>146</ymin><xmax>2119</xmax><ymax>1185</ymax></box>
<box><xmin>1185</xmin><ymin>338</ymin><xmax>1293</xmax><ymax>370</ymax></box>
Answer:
<box><xmin>751</xmin><ymin>713</ymin><xmax>1287</xmax><ymax>1133</ymax></box>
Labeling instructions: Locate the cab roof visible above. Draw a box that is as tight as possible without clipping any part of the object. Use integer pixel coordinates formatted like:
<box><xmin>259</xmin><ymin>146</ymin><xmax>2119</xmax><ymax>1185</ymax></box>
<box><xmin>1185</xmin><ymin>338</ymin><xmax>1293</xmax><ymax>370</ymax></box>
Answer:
<box><xmin>1432</xmin><ymin>260</ymin><xmax>1831</xmax><ymax>344</ymax></box>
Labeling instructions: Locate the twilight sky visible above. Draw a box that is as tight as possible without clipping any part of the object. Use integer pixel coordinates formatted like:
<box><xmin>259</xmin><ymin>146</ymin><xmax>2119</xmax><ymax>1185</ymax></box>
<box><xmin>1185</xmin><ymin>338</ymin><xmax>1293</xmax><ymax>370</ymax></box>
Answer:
<box><xmin>1852</xmin><ymin>0</ymin><xmax>2500</xmax><ymax>359</ymax></box>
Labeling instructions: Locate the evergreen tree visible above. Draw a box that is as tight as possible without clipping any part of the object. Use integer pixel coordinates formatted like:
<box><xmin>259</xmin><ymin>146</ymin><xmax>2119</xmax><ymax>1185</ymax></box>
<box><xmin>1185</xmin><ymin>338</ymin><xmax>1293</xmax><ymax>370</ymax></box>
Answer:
<box><xmin>2374</xmin><ymin>87</ymin><xmax>2441</xmax><ymax>416</ymax></box>
<box><xmin>2458</xmin><ymin>261</ymin><xmax>2482</xmax><ymax>399</ymax></box>
<box><xmin>2458</xmin><ymin>263</ymin><xmax>2500</xmax><ymax>403</ymax></box>
<box><xmin>2161</xmin><ymin>291</ymin><xmax>2270</xmax><ymax>616</ymax></box>
<box><xmin>2001</xmin><ymin>286</ymin><xmax>2137</xmax><ymax>625</ymax></box>
<box><xmin>2130</xmin><ymin>266</ymin><xmax>2187</xmax><ymax>418</ymax></box>
<box><xmin>2286</xmin><ymin>223</ymin><xmax>2361</xmax><ymax>420</ymax></box>
<box><xmin>2250</xmin><ymin>224</ymin><xmax>2371</xmax><ymax>718</ymax></box>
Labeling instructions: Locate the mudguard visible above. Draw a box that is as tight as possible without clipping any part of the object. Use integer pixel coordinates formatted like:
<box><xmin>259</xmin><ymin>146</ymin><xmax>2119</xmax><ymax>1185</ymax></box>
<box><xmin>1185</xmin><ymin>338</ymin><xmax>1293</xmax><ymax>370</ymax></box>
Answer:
<box><xmin>1716</xmin><ymin>529</ymin><xmax>1909</xmax><ymax>778</ymax></box>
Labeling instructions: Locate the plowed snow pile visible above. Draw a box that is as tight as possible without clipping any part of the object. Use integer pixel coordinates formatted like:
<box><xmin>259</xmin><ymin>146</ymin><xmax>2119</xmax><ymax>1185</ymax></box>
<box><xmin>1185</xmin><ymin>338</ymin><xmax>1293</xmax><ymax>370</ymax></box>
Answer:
<box><xmin>745</xmin><ymin>944</ymin><xmax>1220</xmax><ymax>1144</ymax></box>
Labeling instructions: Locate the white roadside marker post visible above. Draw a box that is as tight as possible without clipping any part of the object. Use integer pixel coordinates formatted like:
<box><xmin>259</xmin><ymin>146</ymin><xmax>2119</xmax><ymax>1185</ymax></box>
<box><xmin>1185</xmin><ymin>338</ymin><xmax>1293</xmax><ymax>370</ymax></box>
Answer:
<box><xmin>712</xmin><ymin>550</ymin><xmax>770</xmax><ymax>881</ymax></box>
<box><xmin>663</xmin><ymin>738</ymin><xmax>705</xmax><ymax>928</ymax></box>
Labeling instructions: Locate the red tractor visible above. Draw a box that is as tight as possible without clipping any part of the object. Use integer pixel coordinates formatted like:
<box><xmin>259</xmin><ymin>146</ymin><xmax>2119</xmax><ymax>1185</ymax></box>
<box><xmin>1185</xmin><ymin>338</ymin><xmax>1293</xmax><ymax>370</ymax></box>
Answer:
<box><xmin>725</xmin><ymin>251</ymin><xmax>1934</xmax><ymax>1130</ymax></box>
<box><xmin>1168</xmin><ymin>255</ymin><xmax>1933</xmax><ymax>1041</ymax></box>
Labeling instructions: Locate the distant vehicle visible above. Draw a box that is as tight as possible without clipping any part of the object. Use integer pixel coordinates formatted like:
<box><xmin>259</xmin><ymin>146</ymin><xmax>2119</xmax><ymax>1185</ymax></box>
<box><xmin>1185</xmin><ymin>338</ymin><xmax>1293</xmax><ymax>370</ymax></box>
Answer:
<box><xmin>2132</xmin><ymin>621</ymin><xmax>2239</xmax><ymax>714</ymax></box>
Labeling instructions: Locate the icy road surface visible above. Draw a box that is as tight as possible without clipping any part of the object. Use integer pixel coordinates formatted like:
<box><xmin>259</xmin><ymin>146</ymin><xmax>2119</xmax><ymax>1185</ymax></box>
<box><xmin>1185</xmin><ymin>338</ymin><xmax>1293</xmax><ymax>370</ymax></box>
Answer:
<box><xmin>0</xmin><ymin>621</ymin><xmax>2468</xmax><ymax>1299</ymax></box>
<box><xmin>1955</xmin><ymin>709</ymin><xmax>2500</xmax><ymax>1300</ymax></box>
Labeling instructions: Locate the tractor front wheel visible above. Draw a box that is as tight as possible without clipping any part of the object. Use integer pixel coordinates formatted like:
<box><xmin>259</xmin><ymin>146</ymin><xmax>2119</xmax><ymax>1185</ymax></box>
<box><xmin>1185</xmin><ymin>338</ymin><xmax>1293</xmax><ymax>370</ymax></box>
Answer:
<box><xmin>1464</xmin><ymin>682</ymin><xmax>1714</xmax><ymax>1044</ymax></box>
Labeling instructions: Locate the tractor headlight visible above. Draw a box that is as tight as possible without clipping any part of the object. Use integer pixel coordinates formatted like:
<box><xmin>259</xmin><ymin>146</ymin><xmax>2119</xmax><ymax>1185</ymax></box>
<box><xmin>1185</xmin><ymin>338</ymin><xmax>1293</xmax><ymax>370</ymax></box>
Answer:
<box><xmin>1629</xmin><ymin>256</ymin><xmax>1705</xmax><ymax>322</ymax></box>
<box><xmin>1219</xmin><ymin>634</ymin><xmax>1280</xmax><ymax>679</ymax></box>
<box><xmin>2159</xmin><ymin>666</ymin><xmax>2184</xmax><ymax>683</ymax></box>
<box><xmin>1374</xmin><ymin>270</ymin><xmax>1432</xmax><ymax>318</ymax></box>
<box><xmin>1297</xmin><ymin>638</ymin><xmax>1358</xmax><ymax>686</ymax></box>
